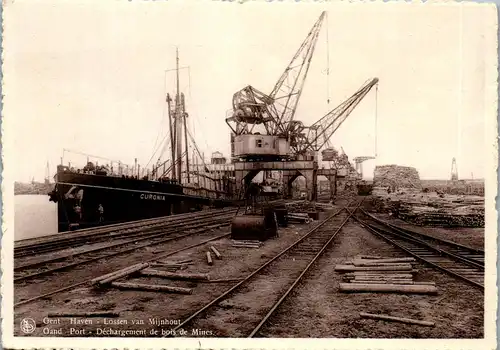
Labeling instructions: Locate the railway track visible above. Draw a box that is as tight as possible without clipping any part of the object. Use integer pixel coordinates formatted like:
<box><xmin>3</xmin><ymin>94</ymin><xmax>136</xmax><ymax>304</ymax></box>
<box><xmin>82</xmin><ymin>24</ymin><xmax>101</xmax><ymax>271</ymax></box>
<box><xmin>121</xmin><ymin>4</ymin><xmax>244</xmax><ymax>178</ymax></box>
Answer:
<box><xmin>352</xmin><ymin>208</ymin><xmax>484</xmax><ymax>290</ymax></box>
<box><xmin>14</xmin><ymin>212</ymin><xmax>236</xmax><ymax>282</ymax></box>
<box><xmin>15</xmin><ymin>208</ymin><xmax>237</xmax><ymax>258</ymax></box>
<box><xmin>14</xmin><ymin>229</ymin><xmax>234</xmax><ymax>307</ymax></box>
<box><xmin>167</xmin><ymin>200</ymin><xmax>361</xmax><ymax>337</ymax></box>
<box><xmin>361</xmin><ymin>210</ymin><xmax>485</xmax><ymax>266</ymax></box>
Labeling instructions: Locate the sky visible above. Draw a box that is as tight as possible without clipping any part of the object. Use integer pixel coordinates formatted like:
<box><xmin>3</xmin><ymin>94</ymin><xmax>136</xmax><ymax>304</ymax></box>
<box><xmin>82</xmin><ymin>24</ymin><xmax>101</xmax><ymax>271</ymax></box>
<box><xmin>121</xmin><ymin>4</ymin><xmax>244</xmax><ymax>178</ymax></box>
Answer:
<box><xmin>3</xmin><ymin>0</ymin><xmax>496</xmax><ymax>182</ymax></box>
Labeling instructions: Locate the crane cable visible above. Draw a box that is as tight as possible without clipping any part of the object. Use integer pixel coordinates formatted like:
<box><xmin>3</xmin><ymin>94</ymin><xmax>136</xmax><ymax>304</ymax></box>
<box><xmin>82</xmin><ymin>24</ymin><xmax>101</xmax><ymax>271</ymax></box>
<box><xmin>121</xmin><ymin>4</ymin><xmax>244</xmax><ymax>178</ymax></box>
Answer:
<box><xmin>374</xmin><ymin>83</ymin><xmax>379</xmax><ymax>157</ymax></box>
<box><xmin>326</xmin><ymin>12</ymin><xmax>330</xmax><ymax>105</ymax></box>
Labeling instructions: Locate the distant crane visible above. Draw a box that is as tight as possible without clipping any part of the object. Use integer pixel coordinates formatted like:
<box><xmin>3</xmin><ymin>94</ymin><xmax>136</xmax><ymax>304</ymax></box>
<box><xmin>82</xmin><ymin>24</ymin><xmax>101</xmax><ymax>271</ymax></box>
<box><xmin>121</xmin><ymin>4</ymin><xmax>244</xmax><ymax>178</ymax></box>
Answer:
<box><xmin>451</xmin><ymin>157</ymin><xmax>458</xmax><ymax>181</ymax></box>
<box><xmin>45</xmin><ymin>161</ymin><xmax>50</xmax><ymax>184</ymax></box>
<box><xmin>353</xmin><ymin>156</ymin><xmax>375</xmax><ymax>178</ymax></box>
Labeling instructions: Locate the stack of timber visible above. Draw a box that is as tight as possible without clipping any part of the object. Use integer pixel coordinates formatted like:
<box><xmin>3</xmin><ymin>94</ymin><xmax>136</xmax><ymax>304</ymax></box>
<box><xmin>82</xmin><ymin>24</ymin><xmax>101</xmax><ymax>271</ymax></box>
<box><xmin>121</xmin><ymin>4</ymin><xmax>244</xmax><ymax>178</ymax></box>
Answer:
<box><xmin>373</xmin><ymin>165</ymin><xmax>422</xmax><ymax>191</ymax></box>
<box><xmin>421</xmin><ymin>179</ymin><xmax>485</xmax><ymax>196</ymax></box>
<box><xmin>283</xmin><ymin>201</ymin><xmax>321</xmax><ymax>224</ymax></box>
<box><xmin>371</xmin><ymin>192</ymin><xmax>484</xmax><ymax>228</ymax></box>
<box><xmin>285</xmin><ymin>201</ymin><xmax>323</xmax><ymax>214</ymax></box>
<box><xmin>335</xmin><ymin>256</ymin><xmax>437</xmax><ymax>295</ymax></box>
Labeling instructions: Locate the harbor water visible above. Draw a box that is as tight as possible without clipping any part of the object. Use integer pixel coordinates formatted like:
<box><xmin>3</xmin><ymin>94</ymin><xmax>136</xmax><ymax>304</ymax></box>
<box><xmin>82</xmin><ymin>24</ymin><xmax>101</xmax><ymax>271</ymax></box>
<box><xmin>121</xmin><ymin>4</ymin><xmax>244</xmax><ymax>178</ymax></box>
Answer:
<box><xmin>15</xmin><ymin>194</ymin><xmax>58</xmax><ymax>241</ymax></box>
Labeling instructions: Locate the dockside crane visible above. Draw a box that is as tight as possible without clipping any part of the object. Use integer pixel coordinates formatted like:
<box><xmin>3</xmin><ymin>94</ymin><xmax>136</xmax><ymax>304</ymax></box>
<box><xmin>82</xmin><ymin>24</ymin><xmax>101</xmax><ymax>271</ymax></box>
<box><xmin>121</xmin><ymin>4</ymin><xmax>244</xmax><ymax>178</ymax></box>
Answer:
<box><xmin>226</xmin><ymin>12</ymin><xmax>327</xmax><ymax>156</ymax></box>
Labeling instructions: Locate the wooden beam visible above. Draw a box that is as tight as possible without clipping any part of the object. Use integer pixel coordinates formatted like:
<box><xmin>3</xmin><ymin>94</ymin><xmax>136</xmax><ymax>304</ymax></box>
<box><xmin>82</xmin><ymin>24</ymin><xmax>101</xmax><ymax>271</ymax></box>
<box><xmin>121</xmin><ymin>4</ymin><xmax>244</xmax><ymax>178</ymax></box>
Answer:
<box><xmin>339</xmin><ymin>283</ymin><xmax>438</xmax><ymax>294</ymax></box>
<box><xmin>111</xmin><ymin>282</ymin><xmax>192</xmax><ymax>294</ymax></box>
<box><xmin>360</xmin><ymin>312</ymin><xmax>435</xmax><ymax>327</ymax></box>
<box><xmin>335</xmin><ymin>265</ymin><xmax>413</xmax><ymax>272</ymax></box>
<box><xmin>140</xmin><ymin>269</ymin><xmax>209</xmax><ymax>281</ymax></box>
<box><xmin>92</xmin><ymin>263</ymin><xmax>150</xmax><ymax>285</ymax></box>
<box><xmin>210</xmin><ymin>246</ymin><xmax>222</xmax><ymax>259</ymax></box>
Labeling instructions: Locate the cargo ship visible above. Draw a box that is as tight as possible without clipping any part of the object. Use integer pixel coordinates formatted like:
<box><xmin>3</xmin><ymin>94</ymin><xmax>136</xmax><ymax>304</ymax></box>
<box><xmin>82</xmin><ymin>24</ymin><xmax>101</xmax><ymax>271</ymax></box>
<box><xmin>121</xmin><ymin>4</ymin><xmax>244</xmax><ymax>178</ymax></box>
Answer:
<box><xmin>48</xmin><ymin>51</ymin><xmax>237</xmax><ymax>232</ymax></box>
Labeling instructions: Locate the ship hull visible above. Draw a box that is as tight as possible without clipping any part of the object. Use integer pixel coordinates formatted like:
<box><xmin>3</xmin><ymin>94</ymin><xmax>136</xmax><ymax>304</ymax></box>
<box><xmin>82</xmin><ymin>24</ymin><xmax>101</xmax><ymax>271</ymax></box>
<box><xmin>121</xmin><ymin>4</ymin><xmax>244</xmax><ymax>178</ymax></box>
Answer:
<box><xmin>51</xmin><ymin>171</ymin><xmax>206</xmax><ymax>232</ymax></box>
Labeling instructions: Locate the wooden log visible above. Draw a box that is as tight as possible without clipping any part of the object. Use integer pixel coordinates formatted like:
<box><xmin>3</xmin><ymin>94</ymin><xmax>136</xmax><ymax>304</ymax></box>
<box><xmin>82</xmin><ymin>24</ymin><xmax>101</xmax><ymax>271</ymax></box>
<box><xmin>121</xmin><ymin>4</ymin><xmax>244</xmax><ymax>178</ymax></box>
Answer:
<box><xmin>232</xmin><ymin>244</ymin><xmax>260</xmax><ymax>249</ymax></box>
<box><xmin>156</xmin><ymin>259</ymin><xmax>194</xmax><ymax>265</ymax></box>
<box><xmin>47</xmin><ymin>312</ymin><xmax>119</xmax><ymax>318</ymax></box>
<box><xmin>335</xmin><ymin>265</ymin><xmax>413</xmax><ymax>272</ymax></box>
<box><xmin>232</xmin><ymin>240</ymin><xmax>262</xmax><ymax>245</ymax></box>
<box><xmin>210</xmin><ymin>246</ymin><xmax>222</xmax><ymax>259</ymax></box>
<box><xmin>339</xmin><ymin>283</ymin><xmax>438</xmax><ymax>294</ymax></box>
<box><xmin>91</xmin><ymin>266</ymin><xmax>138</xmax><ymax>284</ymax></box>
<box><xmin>353</xmin><ymin>277</ymin><xmax>414</xmax><ymax>281</ymax></box>
<box><xmin>351</xmin><ymin>273</ymin><xmax>413</xmax><ymax>277</ymax></box>
<box><xmin>352</xmin><ymin>278</ymin><xmax>413</xmax><ymax>282</ymax></box>
<box><xmin>360</xmin><ymin>312</ymin><xmax>435</xmax><ymax>327</ymax></box>
<box><xmin>353</xmin><ymin>262</ymin><xmax>416</xmax><ymax>268</ymax></box>
<box><xmin>151</xmin><ymin>262</ymin><xmax>193</xmax><ymax>267</ymax></box>
<box><xmin>111</xmin><ymin>282</ymin><xmax>192</xmax><ymax>294</ymax></box>
<box><xmin>206</xmin><ymin>251</ymin><xmax>213</xmax><ymax>265</ymax></box>
<box><xmin>140</xmin><ymin>269</ymin><xmax>209</xmax><ymax>281</ymax></box>
<box><xmin>175</xmin><ymin>259</ymin><xmax>194</xmax><ymax>264</ymax></box>
<box><xmin>352</xmin><ymin>280</ymin><xmax>416</xmax><ymax>285</ymax></box>
<box><xmin>92</xmin><ymin>263</ymin><xmax>150</xmax><ymax>285</ymax></box>
<box><xmin>352</xmin><ymin>271</ymin><xmax>414</xmax><ymax>275</ymax></box>
<box><xmin>357</xmin><ymin>255</ymin><xmax>385</xmax><ymax>259</ymax></box>
<box><xmin>198</xmin><ymin>279</ymin><xmax>244</xmax><ymax>283</ymax></box>
<box><xmin>351</xmin><ymin>273</ymin><xmax>414</xmax><ymax>278</ymax></box>
<box><xmin>353</xmin><ymin>258</ymin><xmax>416</xmax><ymax>266</ymax></box>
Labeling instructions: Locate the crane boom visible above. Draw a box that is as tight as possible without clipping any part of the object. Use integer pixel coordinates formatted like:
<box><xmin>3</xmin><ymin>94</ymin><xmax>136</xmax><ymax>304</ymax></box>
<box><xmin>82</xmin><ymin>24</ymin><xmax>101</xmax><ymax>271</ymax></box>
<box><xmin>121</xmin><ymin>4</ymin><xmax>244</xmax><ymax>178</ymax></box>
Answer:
<box><xmin>227</xmin><ymin>12</ymin><xmax>327</xmax><ymax>140</ymax></box>
<box><xmin>295</xmin><ymin>78</ymin><xmax>379</xmax><ymax>154</ymax></box>
<box><xmin>270</xmin><ymin>11</ymin><xmax>326</xmax><ymax>136</ymax></box>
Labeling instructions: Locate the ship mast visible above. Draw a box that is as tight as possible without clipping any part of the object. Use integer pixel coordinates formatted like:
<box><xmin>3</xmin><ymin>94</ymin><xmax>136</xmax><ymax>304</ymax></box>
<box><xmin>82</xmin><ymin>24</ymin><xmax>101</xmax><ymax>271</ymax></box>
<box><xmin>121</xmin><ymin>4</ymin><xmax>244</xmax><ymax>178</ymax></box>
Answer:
<box><xmin>175</xmin><ymin>49</ymin><xmax>183</xmax><ymax>183</ymax></box>
<box><xmin>165</xmin><ymin>48</ymin><xmax>191</xmax><ymax>184</ymax></box>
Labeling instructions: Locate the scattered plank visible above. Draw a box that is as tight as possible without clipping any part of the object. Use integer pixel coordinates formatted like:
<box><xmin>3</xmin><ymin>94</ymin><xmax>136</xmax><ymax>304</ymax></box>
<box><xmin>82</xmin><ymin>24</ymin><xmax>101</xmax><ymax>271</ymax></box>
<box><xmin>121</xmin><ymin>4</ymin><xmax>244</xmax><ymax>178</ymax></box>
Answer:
<box><xmin>175</xmin><ymin>259</ymin><xmax>194</xmax><ymax>264</ymax></box>
<box><xmin>140</xmin><ymin>269</ymin><xmax>209</xmax><ymax>281</ymax></box>
<box><xmin>350</xmin><ymin>273</ymin><xmax>414</xmax><ymax>278</ymax></box>
<box><xmin>198</xmin><ymin>279</ymin><xmax>244</xmax><ymax>283</ymax></box>
<box><xmin>231</xmin><ymin>243</ymin><xmax>261</xmax><ymax>249</ymax></box>
<box><xmin>351</xmin><ymin>280</ymin><xmax>421</xmax><ymax>285</ymax></box>
<box><xmin>353</xmin><ymin>259</ymin><xmax>416</xmax><ymax>267</ymax></box>
<box><xmin>357</xmin><ymin>255</ymin><xmax>384</xmax><ymax>259</ymax></box>
<box><xmin>111</xmin><ymin>282</ymin><xmax>192</xmax><ymax>294</ymax></box>
<box><xmin>335</xmin><ymin>265</ymin><xmax>413</xmax><ymax>272</ymax></box>
<box><xmin>47</xmin><ymin>312</ymin><xmax>120</xmax><ymax>318</ymax></box>
<box><xmin>151</xmin><ymin>262</ymin><xmax>194</xmax><ymax>268</ymax></box>
<box><xmin>339</xmin><ymin>283</ymin><xmax>438</xmax><ymax>295</ymax></box>
<box><xmin>92</xmin><ymin>263</ymin><xmax>150</xmax><ymax>285</ymax></box>
<box><xmin>210</xmin><ymin>246</ymin><xmax>222</xmax><ymax>259</ymax></box>
<box><xmin>207</xmin><ymin>251</ymin><xmax>213</xmax><ymax>266</ymax></box>
<box><xmin>360</xmin><ymin>312</ymin><xmax>435</xmax><ymax>327</ymax></box>
<box><xmin>231</xmin><ymin>240</ymin><xmax>262</xmax><ymax>245</ymax></box>
<box><xmin>352</xmin><ymin>262</ymin><xmax>416</xmax><ymax>267</ymax></box>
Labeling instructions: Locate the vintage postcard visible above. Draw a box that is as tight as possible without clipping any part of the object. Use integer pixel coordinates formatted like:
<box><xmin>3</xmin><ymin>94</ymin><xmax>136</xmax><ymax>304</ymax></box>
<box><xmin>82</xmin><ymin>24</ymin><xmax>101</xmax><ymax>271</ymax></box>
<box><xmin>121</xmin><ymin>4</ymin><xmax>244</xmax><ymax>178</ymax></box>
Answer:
<box><xmin>1</xmin><ymin>0</ymin><xmax>498</xmax><ymax>349</ymax></box>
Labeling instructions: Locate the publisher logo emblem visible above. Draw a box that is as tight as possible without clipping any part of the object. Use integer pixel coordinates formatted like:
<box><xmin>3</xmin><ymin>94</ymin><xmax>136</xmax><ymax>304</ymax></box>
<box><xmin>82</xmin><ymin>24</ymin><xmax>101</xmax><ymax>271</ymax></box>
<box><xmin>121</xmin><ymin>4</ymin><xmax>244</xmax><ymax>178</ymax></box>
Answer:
<box><xmin>20</xmin><ymin>318</ymin><xmax>36</xmax><ymax>334</ymax></box>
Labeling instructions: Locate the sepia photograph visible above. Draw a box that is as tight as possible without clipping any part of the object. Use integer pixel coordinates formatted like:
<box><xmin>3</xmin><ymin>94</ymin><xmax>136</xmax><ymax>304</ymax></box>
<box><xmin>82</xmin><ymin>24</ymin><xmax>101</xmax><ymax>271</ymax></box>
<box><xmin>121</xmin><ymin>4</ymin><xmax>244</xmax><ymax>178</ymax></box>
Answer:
<box><xmin>2</xmin><ymin>0</ymin><xmax>497</xmax><ymax>349</ymax></box>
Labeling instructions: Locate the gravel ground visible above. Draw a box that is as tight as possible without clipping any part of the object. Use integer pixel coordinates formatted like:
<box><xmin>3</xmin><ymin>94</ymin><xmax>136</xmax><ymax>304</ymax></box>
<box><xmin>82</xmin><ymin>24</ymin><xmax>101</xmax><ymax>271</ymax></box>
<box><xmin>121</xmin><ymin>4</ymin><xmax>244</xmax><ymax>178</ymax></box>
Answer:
<box><xmin>14</xmin><ymin>225</ymin><xmax>233</xmax><ymax>304</ymax></box>
<box><xmin>14</xmin><ymin>197</ymin><xmax>483</xmax><ymax>338</ymax></box>
<box><xmin>13</xmin><ymin>209</ymin><xmax>335</xmax><ymax>337</ymax></box>
<box><xmin>256</xmin><ymin>220</ymin><xmax>484</xmax><ymax>338</ymax></box>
